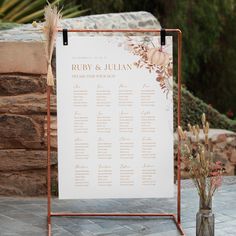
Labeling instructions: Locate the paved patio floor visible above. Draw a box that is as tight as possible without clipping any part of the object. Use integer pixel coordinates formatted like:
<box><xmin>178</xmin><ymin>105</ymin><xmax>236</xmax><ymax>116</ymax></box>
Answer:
<box><xmin>0</xmin><ymin>177</ymin><xmax>236</xmax><ymax>236</ymax></box>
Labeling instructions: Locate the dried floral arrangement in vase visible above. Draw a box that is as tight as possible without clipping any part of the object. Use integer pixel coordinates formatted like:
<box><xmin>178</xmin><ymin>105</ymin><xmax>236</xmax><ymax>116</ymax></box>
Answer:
<box><xmin>178</xmin><ymin>114</ymin><xmax>224</xmax><ymax>236</ymax></box>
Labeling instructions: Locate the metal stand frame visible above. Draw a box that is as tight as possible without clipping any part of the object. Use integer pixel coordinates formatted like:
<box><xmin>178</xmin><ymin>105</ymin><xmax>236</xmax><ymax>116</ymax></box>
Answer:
<box><xmin>46</xmin><ymin>29</ymin><xmax>184</xmax><ymax>236</ymax></box>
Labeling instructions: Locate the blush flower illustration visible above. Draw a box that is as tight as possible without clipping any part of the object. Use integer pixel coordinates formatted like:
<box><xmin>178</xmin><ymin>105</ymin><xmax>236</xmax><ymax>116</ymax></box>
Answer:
<box><xmin>125</xmin><ymin>36</ymin><xmax>173</xmax><ymax>96</ymax></box>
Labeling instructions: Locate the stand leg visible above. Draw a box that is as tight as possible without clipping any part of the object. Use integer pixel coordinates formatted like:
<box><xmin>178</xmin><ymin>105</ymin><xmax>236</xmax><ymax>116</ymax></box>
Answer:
<box><xmin>177</xmin><ymin>29</ymin><xmax>182</xmax><ymax>225</ymax></box>
<box><xmin>173</xmin><ymin>215</ymin><xmax>185</xmax><ymax>235</ymax></box>
<box><xmin>47</xmin><ymin>220</ymin><xmax>51</xmax><ymax>236</ymax></box>
<box><xmin>47</xmin><ymin>86</ymin><xmax>52</xmax><ymax>236</ymax></box>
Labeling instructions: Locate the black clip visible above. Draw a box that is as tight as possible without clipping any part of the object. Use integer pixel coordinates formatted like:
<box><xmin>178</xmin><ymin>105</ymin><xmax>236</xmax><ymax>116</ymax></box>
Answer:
<box><xmin>160</xmin><ymin>28</ymin><xmax>166</xmax><ymax>46</ymax></box>
<box><xmin>63</xmin><ymin>29</ymin><xmax>68</xmax><ymax>46</ymax></box>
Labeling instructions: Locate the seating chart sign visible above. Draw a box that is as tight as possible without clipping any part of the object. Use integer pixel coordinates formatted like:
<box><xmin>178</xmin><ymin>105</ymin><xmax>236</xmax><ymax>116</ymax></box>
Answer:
<box><xmin>56</xmin><ymin>35</ymin><xmax>174</xmax><ymax>199</ymax></box>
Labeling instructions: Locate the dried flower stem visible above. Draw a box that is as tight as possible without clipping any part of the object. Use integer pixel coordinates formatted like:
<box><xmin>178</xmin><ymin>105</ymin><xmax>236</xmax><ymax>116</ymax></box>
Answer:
<box><xmin>178</xmin><ymin>114</ymin><xmax>224</xmax><ymax>209</ymax></box>
<box><xmin>43</xmin><ymin>4</ymin><xmax>61</xmax><ymax>86</ymax></box>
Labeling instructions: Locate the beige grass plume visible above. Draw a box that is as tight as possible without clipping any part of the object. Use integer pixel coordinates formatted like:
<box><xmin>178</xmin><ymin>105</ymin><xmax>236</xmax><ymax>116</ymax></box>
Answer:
<box><xmin>44</xmin><ymin>4</ymin><xmax>61</xmax><ymax>86</ymax></box>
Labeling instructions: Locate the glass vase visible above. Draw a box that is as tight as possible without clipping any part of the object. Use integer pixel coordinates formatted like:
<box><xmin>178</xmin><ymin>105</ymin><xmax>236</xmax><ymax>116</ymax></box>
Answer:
<box><xmin>196</xmin><ymin>198</ymin><xmax>215</xmax><ymax>236</ymax></box>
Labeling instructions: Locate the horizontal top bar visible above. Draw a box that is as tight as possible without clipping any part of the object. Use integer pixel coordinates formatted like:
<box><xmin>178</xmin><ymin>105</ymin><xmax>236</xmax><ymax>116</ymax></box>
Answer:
<box><xmin>57</xmin><ymin>28</ymin><xmax>182</xmax><ymax>34</ymax></box>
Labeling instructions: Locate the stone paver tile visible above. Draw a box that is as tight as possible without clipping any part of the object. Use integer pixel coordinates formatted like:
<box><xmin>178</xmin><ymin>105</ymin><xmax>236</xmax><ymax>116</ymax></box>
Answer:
<box><xmin>146</xmin><ymin>232</ymin><xmax>179</xmax><ymax>236</ymax></box>
<box><xmin>52</xmin><ymin>227</ymin><xmax>75</xmax><ymax>236</ymax></box>
<box><xmin>182</xmin><ymin>220</ymin><xmax>195</xmax><ymax>228</ymax></box>
<box><xmin>0</xmin><ymin>177</ymin><xmax>235</xmax><ymax>236</ymax></box>
<box><xmin>124</xmin><ymin>223</ymin><xmax>149</xmax><ymax>234</ymax></box>
<box><xmin>2</xmin><ymin>209</ymin><xmax>45</xmax><ymax>228</ymax></box>
<box><xmin>0</xmin><ymin>214</ymin><xmax>45</xmax><ymax>236</ymax></box>
<box><xmin>1</xmin><ymin>233</ymin><xmax>20</xmax><ymax>236</ymax></box>
<box><xmin>0</xmin><ymin>204</ymin><xmax>20</xmax><ymax>213</ymax></box>
<box><xmin>106</xmin><ymin>226</ymin><xmax>136</xmax><ymax>236</ymax></box>
<box><xmin>11</xmin><ymin>203</ymin><xmax>47</xmax><ymax>217</ymax></box>
<box><xmin>180</xmin><ymin>227</ymin><xmax>195</xmax><ymax>236</ymax></box>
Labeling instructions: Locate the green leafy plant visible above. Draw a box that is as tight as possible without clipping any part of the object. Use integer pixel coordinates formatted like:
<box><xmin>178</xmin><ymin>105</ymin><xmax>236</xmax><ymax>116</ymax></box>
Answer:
<box><xmin>173</xmin><ymin>84</ymin><xmax>236</xmax><ymax>132</ymax></box>
<box><xmin>83</xmin><ymin>0</ymin><xmax>236</xmax><ymax>120</ymax></box>
<box><xmin>0</xmin><ymin>0</ymin><xmax>88</xmax><ymax>24</ymax></box>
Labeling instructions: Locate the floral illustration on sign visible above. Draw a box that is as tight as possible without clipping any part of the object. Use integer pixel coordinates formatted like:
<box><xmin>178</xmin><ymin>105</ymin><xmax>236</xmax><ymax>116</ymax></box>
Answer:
<box><xmin>124</xmin><ymin>36</ymin><xmax>173</xmax><ymax>96</ymax></box>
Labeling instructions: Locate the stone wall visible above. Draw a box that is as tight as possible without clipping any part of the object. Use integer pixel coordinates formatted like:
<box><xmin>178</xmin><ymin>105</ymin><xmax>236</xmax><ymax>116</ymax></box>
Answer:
<box><xmin>0</xmin><ymin>12</ymin><xmax>235</xmax><ymax>196</ymax></box>
<box><xmin>0</xmin><ymin>12</ymin><xmax>160</xmax><ymax>196</ymax></box>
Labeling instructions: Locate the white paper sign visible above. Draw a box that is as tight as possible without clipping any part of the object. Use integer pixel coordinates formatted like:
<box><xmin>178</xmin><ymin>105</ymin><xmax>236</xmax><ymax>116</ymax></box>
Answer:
<box><xmin>56</xmin><ymin>35</ymin><xmax>174</xmax><ymax>199</ymax></box>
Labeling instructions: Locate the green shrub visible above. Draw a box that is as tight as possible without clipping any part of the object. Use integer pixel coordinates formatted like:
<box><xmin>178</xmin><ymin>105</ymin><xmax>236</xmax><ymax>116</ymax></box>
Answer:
<box><xmin>0</xmin><ymin>0</ymin><xmax>88</xmax><ymax>24</ymax></box>
<box><xmin>173</xmin><ymin>84</ymin><xmax>236</xmax><ymax>131</ymax></box>
<box><xmin>82</xmin><ymin>0</ymin><xmax>236</xmax><ymax>119</ymax></box>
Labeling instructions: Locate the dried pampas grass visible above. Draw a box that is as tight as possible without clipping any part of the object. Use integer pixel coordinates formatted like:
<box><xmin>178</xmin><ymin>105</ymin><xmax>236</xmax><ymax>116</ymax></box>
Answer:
<box><xmin>44</xmin><ymin>4</ymin><xmax>61</xmax><ymax>86</ymax></box>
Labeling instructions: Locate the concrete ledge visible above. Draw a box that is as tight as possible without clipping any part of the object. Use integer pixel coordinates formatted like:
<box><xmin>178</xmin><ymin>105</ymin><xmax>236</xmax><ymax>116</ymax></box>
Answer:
<box><xmin>0</xmin><ymin>42</ymin><xmax>47</xmax><ymax>74</ymax></box>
